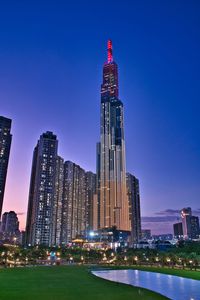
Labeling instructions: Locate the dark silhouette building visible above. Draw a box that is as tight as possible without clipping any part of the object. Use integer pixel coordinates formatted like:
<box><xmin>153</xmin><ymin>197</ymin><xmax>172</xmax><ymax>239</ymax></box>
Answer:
<box><xmin>26</xmin><ymin>131</ymin><xmax>58</xmax><ymax>246</ymax></box>
<box><xmin>126</xmin><ymin>173</ymin><xmax>142</xmax><ymax>243</ymax></box>
<box><xmin>173</xmin><ymin>222</ymin><xmax>183</xmax><ymax>238</ymax></box>
<box><xmin>1</xmin><ymin>211</ymin><xmax>19</xmax><ymax>234</ymax></box>
<box><xmin>0</xmin><ymin>116</ymin><xmax>12</xmax><ymax>218</ymax></box>
<box><xmin>190</xmin><ymin>216</ymin><xmax>200</xmax><ymax>239</ymax></box>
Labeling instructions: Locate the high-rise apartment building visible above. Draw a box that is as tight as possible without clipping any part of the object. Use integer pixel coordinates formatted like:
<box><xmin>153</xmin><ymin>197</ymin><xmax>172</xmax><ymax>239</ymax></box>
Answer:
<box><xmin>180</xmin><ymin>207</ymin><xmax>200</xmax><ymax>239</ymax></box>
<box><xmin>181</xmin><ymin>207</ymin><xmax>192</xmax><ymax>239</ymax></box>
<box><xmin>126</xmin><ymin>173</ymin><xmax>142</xmax><ymax>243</ymax></box>
<box><xmin>0</xmin><ymin>116</ymin><xmax>12</xmax><ymax>218</ymax></box>
<box><xmin>26</xmin><ymin>131</ymin><xmax>58</xmax><ymax>246</ymax></box>
<box><xmin>0</xmin><ymin>211</ymin><xmax>19</xmax><ymax>234</ymax></box>
<box><xmin>61</xmin><ymin>161</ymin><xmax>86</xmax><ymax>244</ymax></box>
<box><xmin>97</xmin><ymin>40</ymin><xmax>130</xmax><ymax>231</ymax></box>
<box><xmin>85</xmin><ymin>171</ymin><xmax>96</xmax><ymax>233</ymax></box>
<box><xmin>52</xmin><ymin>156</ymin><xmax>64</xmax><ymax>246</ymax></box>
<box><xmin>190</xmin><ymin>216</ymin><xmax>200</xmax><ymax>239</ymax></box>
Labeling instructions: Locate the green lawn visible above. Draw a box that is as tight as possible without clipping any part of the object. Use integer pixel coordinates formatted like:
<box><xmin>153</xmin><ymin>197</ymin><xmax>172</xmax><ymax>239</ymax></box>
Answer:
<box><xmin>0</xmin><ymin>265</ymin><xmax>168</xmax><ymax>300</ymax></box>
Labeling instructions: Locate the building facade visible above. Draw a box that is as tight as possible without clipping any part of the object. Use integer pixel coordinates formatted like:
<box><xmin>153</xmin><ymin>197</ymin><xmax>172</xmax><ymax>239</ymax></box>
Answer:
<box><xmin>0</xmin><ymin>211</ymin><xmax>19</xmax><ymax>234</ymax></box>
<box><xmin>61</xmin><ymin>161</ymin><xmax>86</xmax><ymax>244</ymax></box>
<box><xmin>52</xmin><ymin>156</ymin><xmax>64</xmax><ymax>246</ymax></box>
<box><xmin>85</xmin><ymin>171</ymin><xmax>96</xmax><ymax>234</ymax></box>
<box><xmin>126</xmin><ymin>173</ymin><xmax>142</xmax><ymax>243</ymax></box>
<box><xmin>181</xmin><ymin>207</ymin><xmax>192</xmax><ymax>238</ymax></box>
<box><xmin>0</xmin><ymin>116</ymin><xmax>12</xmax><ymax>218</ymax></box>
<box><xmin>190</xmin><ymin>216</ymin><xmax>200</xmax><ymax>239</ymax></box>
<box><xmin>26</xmin><ymin>131</ymin><xmax>58</xmax><ymax>246</ymax></box>
<box><xmin>173</xmin><ymin>222</ymin><xmax>183</xmax><ymax>238</ymax></box>
<box><xmin>97</xmin><ymin>40</ymin><xmax>130</xmax><ymax>231</ymax></box>
<box><xmin>180</xmin><ymin>207</ymin><xmax>200</xmax><ymax>239</ymax></box>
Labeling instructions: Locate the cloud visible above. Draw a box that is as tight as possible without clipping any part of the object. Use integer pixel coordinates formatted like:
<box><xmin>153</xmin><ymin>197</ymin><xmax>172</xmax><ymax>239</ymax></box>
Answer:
<box><xmin>193</xmin><ymin>209</ymin><xmax>200</xmax><ymax>215</ymax></box>
<box><xmin>142</xmin><ymin>216</ymin><xmax>179</xmax><ymax>223</ymax></box>
<box><xmin>155</xmin><ymin>209</ymin><xmax>180</xmax><ymax>216</ymax></box>
<box><xmin>16</xmin><ymin>212</ymin><xmax>25</xmax><ymax>216</ymax></box>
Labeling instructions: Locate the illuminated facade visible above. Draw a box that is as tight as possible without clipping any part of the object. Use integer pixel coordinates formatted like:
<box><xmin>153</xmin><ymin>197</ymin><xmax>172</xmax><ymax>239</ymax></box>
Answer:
<box><xmin>97</xmin><ymin>41</ymin><xmax>130</xmax><ymax>231</ymax></box>
<box><xmin>0</xmin><ymin>116</ymin><xmax>12</xmax><ymax>218</ymax></box>
<box><xmin>26</xmin><ymin>131</ymin><xmax>58</xmax><ymax>246</ymax></box>
<box><xmin>61</xmin><ymin>161</ymin><xmax>86</xmax><ymax>244</ymax></box>
<box><xmin>126</xmin><ymin>173</ymin><xmax>142</xmax><ymax>243</ymax></box>
<box><xmin>52</xmin><ymin>156</ymin><xmax>64</xmax><ymax>246</ymax></box>
<box><xmin>181</xmin><ymin>207</ymin><xmax>200</xmax><ymax>239</ymax></box>
<box><xmin>85</xmin><ymin>171</ymin><xmax>97</xmax><ymax>233</ymax></box>
<box><xmin>181</xmin><ymin>207</ymin><xmax>192</xmax><ymax>238</ymax></box>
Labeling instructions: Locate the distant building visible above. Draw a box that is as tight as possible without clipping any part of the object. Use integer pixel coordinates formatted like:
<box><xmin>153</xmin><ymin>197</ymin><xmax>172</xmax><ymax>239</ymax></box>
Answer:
<box><xmin>173</xmin><ymin>222</ymin><xmax>183</xmax><ymax>238</ymax></box>
<box><xmin>172</xmin><ymin>207</ymin><xmax>200</xmax><ymax>240</ymax></box>
<box><xmin>141</xmin><ymin>229</ymin><xmax>151</xmax><ymax>240</ymax></box>
<box><xmin>152</xmin><ymin>234</ymin><xmax>173</xmax><ymax>241</ymax></box>
<box><xmin>61</xmin><ymin>161</ymin><xmax>86</xmax><ymax>244</ymax></box>
<box><xmin>0</xmin><ymin>116</ymin><xmax>12</xmax><ymax>218</ymax></box>
<box><xmin>181</xmin><ymin>207</ymin><xmax>192</xmax><ymax>238</ymax></box>
<box><xmin>126</xmin><ymin>173</ymin><xmax>142</xmax><ymax>243</ymax></box>
<box><xmin>190</xmin><ymin>216</ymin><xmax>200</xmax><ymax>239</ymax></box>
<box><xmin>26</xmin><ymin>131</ymin><xmax>58</xmax><ymax>246</ymax></box>
<box><xmin>1</xmin><ymin>211</ymin><xmax>19</xmax><ymax>234</ymax></box>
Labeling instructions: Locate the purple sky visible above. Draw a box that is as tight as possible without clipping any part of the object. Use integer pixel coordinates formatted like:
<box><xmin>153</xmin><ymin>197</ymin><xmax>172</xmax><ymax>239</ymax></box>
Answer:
<box><xmin>1</xmin><ymin>1</ymin><xmax>200</xmax><ymax>234</ymax></box>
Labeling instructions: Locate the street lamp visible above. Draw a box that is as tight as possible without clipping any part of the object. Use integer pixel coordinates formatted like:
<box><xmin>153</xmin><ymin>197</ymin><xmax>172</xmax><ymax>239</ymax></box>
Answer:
<box><xmin>81</xmin><ymin>256</ymin><xmax>84</xmax><ymax>264</ymax></box>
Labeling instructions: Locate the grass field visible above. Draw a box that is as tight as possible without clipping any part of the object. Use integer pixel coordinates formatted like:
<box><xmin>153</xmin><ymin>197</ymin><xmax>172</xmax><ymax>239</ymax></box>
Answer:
<box><xmin>0</xmin><ymin>265</ymin><xmax>168</xmax><ymax>300</ymax></box>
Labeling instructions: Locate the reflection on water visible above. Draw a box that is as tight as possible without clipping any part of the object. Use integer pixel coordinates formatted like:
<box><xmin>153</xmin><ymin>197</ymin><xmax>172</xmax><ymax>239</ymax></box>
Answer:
<box><xmin>92</xmin><ymin>269</ymin><xmax>200</xmax><ymax>300</ymax></box>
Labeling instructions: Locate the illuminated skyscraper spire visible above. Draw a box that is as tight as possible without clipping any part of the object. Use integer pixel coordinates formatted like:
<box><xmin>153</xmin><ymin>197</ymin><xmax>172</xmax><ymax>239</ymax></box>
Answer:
<box><xmin>107</xmin><ymin>39</ymin><xmax>113</xmax><ymax>63</ymax></box>
<box><xmin>97</xmin><ymin>41</ymin><xmax>130</xmax><ymax>231</ymax></box>
<box><xmin>101</xmin><ymin>40</ymin><xmax>119</xmax><ymax>98</ymax></box>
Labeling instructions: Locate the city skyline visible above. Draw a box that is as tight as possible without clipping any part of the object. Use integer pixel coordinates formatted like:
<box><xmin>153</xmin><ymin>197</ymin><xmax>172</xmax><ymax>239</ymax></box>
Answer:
<box><xmin>1</xmin><ymin>1</ymin><xmax>200</xmax><ymax>234</ymax></box>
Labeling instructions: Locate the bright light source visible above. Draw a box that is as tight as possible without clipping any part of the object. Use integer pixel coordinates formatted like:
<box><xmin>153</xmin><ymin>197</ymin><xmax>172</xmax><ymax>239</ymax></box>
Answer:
<box><xmin>89</xmin><ymin>231</ymin><xmax>95</xmax><ymax>237</ymax></box>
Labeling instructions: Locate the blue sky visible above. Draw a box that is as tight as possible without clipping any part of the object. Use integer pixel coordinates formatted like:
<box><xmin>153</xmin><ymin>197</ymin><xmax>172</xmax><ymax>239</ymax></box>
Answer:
<box><xmin>0</xmin><ymin>0</ymin><xmax>200</xmax><ymax>233</ymax></box>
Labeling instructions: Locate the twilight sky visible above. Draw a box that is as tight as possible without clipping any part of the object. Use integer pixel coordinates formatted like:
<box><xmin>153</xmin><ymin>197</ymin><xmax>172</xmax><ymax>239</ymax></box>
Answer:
<box><xmin>1</xmin><ymin>1</ymin><xmax>200</xmax><ymax>234</ymax></box>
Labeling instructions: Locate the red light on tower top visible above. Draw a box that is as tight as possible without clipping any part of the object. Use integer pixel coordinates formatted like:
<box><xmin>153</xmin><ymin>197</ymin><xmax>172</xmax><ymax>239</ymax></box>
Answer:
<box><xmin>107</xmin><ymin>39</ymin><xmax>113</xmax><ymax>63</ymax></box>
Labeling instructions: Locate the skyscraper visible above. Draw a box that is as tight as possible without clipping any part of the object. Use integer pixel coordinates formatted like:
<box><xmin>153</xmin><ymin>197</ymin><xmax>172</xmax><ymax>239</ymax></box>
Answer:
<box><xmin>180</xmin><ymin>207</ymin><xmax>200</xmax><ymax>239</ymax></box>
<box><xmin>61</xmin><ymin>161</ymin><xmax>86</xmax><ymax>244</ymax></box>
<box><xmin>97</xmin><ymin>40</ymin><xmax>130</xmax><ymax>231</ymax></box>
<box><xmin>0</xmin><ymin>116</ymin><xmax>12</xmax><ymax>218</ymax></box>
<box><xmin>26</xmin><ymin>131</ymin><xmax>58</xmax><ymax>246</ymax></box>
<box><xmin>181</xmin><ymin>207</ymin><xmax>192</xmax><ymax>239</ymax></box>
<box><xmin>126</xmin><ymin>173</ymin><xmax>142</xmax><ymax>243</ymax></box>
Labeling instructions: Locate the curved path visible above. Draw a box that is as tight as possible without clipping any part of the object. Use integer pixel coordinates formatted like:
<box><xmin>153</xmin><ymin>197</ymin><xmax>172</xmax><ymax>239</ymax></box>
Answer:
<box><xmin>92</xmin><ymin>269</ymin><xmax>200</xmax><ymax>300</ymax></box>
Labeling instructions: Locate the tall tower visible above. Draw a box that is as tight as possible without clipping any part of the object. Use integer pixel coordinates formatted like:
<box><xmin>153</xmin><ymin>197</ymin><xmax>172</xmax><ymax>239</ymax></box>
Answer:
<box><xmin>126</xmin><ymin>173</ymin><xmax>142</xmax><ymax>243</ymax></box>
<box><xmin>0</xmin><ymin>116</ymin><xmax>12</xmax><ymax>218</ymax></box>
<box><xmin>97</xmin><ymin>40</ymin><xmax>130</xmax><ymax>231</ymax></box>
<box><xmin>26</xmin><ymin>131</ymin><xmax>58</xmax><ymax>246</ymax></box>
